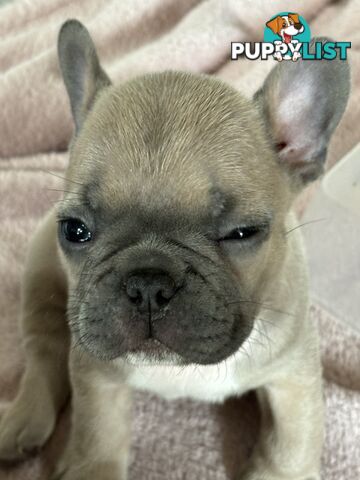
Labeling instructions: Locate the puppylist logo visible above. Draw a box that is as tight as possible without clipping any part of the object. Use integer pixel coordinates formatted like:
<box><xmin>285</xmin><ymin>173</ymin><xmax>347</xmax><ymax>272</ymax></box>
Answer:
<box><xmin>231</xmin><ymin>12</ymin><xmax>351</xmax><ymax>62</ymax></box>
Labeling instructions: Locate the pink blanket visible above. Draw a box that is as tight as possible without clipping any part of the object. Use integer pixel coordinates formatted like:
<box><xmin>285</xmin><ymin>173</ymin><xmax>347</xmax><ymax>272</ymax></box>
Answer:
<box><xmin>0</xmin><ymin>1</ymin><xmax>359</xmax><ymax>479</ymax></box>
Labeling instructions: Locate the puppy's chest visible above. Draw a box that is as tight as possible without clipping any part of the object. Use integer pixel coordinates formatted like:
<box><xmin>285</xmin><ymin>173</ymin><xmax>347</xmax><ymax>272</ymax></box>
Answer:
<box><xmin>127</xmin><ymin>357</ymin><xmax>254</xmax><ymax>402</ymax></box>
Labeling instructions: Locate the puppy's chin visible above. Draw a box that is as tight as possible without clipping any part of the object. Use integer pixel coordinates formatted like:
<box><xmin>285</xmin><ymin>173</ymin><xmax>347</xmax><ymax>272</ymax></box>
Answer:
<box><xmin>123</xmin><ymin>339</ymin><xmax>186</xmax><ymax>367</ymax></box>
<box><xmin>75</xmin><ymin>335</ymin><xmax>186</xmax><ymax>367</ymax></box>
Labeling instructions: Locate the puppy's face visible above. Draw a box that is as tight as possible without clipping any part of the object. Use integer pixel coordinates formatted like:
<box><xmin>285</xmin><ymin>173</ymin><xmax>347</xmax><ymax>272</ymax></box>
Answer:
<box><xmin>59</xmin><ymin>73</ymin><xmax>289</xmax><ymax>365</ymax></box>
<box><xmin>57</xmin><ymin>22</ymin><xmax>349</xmax><ymax>365</ymax></box>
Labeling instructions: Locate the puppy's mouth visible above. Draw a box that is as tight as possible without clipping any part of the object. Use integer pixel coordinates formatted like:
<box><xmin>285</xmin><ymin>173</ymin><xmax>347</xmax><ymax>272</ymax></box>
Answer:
<box><xmin>129</xmin><ymin>336</ymin><xmax>167</xmax><ymax>356</ymax></box>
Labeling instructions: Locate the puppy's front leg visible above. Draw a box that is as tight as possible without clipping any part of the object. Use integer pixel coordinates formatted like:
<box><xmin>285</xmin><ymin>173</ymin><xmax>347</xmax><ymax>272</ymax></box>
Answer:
<box><xmin>54</xmin><ymin>350</ymin><xmax>131</xmax><ymax>480</ymax></box>
<box><xmin>241</xmin><ymin>368</ymin><xmax>323</xmax><ymax>480</ymax></box>
<box><xmin>0</xmin><ymin>211</ymin><xmax>70</xmax><ymax>461</ymax></box>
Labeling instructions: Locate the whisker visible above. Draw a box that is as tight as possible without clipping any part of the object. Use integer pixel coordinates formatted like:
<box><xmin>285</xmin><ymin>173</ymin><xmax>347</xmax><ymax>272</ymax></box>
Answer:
<box><xmin>43</xmin><ymin>169</ymin><xmax>84</xmax><ymax>186</ymax></box>
<box><xmin>225</xmin><ymin>299</ymin><xmax>294</xmax><ymax>317</ymax></box>
<box><xmin>284</xmin><ymin>217</ymin><xmax>328</xmax><ymax>236</ymax></box>
<box><xmin>45</xmin><ymin>188</ymin><xmax>82</xmax><ymax>195</ymax></box>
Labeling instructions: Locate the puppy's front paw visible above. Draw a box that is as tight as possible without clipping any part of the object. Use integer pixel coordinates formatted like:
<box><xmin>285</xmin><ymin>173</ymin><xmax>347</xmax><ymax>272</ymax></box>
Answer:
<box><xmin>0</xmin><ymin>397</ymin><xmax>56</xmax><ymax>462</ymax></box>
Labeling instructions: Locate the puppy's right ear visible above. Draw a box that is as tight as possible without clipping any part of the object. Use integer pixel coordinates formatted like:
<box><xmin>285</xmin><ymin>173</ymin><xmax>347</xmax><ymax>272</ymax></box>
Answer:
<box><xmin>255</xmin><ymin>38</ymin><xmax>350</xmax><ymax>188</ymax></box>
<box><xmin>58</xmin><ymin>19</ymin><xmax>111</xmax><ymax>132</ymax></box>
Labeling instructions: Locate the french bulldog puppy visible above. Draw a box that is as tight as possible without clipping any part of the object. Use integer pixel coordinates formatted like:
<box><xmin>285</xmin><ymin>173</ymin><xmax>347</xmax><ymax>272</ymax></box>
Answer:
<box><xmin>0</xmin><ymin>20</ymin><xmax>349</xmax><ymax>480</ymax></box>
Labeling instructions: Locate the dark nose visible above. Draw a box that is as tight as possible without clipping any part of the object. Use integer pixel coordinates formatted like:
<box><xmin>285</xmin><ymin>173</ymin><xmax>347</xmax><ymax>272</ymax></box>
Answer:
<box><xmin>294</xmin><ymin>22</ymin><xmax>302</xmax><ymax>30</ymax></box>
<box><xmin>125</xmin><ymin>269</ymin><xmax>177</xmax><ymax>312</ymax></box>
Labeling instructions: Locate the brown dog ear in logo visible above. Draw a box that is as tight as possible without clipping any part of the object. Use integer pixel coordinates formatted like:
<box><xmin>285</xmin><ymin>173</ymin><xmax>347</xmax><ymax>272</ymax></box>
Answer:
<box><xmin>288</xmin><ymin>13</ymin><xmax>300</xmax><ymax>25</ymax></box>
<box><xmin>266</xmin><ymin>16</ymin><xmax>283</xmax><ymax>35</ymax></box>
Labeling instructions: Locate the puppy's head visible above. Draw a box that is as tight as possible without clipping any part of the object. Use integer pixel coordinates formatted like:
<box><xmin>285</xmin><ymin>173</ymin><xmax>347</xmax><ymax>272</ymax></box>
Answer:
<box><xmin>57</xmin><ymin>21</ymin><xmax>349</xmax><ymax>365</ymax></box>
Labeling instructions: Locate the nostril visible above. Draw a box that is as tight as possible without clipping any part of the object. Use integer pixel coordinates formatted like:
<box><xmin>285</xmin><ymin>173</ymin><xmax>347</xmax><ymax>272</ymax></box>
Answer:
<box><xmin>156</xmin><ymin>290</ymin><xmax>171</xmax><ymax>307</ymax></box>
<box><xmin>126</xmin><ymin>285</ymin><xmax>143</xmax><ymax>305</ymax></box>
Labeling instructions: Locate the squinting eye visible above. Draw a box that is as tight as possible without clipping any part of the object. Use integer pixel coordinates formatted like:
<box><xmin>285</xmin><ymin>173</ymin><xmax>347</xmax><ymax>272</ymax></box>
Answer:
<box><xmin>61</xmin><ymin>219</ymin><xmax>92</xmax><ymax>243</ymax></box>
<box><xmin>219</xmin><ymin>226</ymin><xmax>262</xmax><ymax>242</ymax></box>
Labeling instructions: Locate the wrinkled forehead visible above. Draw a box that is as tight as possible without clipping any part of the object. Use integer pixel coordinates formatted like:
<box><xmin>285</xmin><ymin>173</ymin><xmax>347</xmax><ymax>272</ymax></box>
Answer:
<box><xmin>67</xmin><ymin>73</ymin><xmax>286</xmax><ymax>220</ymax></box>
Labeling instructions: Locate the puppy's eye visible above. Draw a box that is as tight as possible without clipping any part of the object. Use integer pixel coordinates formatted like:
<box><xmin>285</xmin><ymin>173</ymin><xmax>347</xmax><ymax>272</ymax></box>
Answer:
<box><xmin>219</xmin><ymin>226</ymin><xmax>264</xmax><ymax>242</ymax></box>
<box><xmin>61</xmin><ymin>219</ymin><xmax>92</xmax><ymax>243</ymax></box>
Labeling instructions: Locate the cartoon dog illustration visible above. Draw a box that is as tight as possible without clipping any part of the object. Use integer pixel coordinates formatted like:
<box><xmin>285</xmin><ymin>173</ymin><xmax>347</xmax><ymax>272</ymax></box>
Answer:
<box><xmin>266</xmin><ymin>13</ymin><xmax>304</xmax><ymax>61</ymax></box>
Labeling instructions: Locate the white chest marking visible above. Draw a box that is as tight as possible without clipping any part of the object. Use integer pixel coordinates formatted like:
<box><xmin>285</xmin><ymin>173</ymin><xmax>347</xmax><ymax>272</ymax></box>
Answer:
<box><xmin>125</xmin><ymin>310</ymin><xmax>290</xmax><ymax>402</ymax></box>
<box><xmin>128</xmin><ymin>360</ymin><xmax>243</xmax><ymax>402</ymax></box>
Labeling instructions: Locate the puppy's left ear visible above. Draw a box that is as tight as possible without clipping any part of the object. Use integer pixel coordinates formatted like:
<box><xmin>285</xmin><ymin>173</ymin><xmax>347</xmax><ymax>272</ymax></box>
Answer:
<box><xmin>255</xmin><ymin>38</ymin><xmax>350</xmax><ymax>188</ymax></box>
<box><xmin>58</xmin><ymin>19</ymin><xmax>111</xmax><ymax>132</ymax></box>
